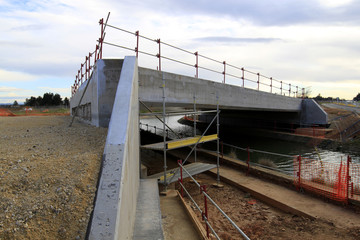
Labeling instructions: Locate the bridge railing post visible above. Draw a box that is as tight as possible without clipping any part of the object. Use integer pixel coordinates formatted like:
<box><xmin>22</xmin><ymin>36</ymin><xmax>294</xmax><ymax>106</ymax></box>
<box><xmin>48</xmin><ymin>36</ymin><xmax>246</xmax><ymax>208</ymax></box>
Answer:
<box><xmin>135</xmin><ymin>31</ymin><xmax>139</xmax><ymax>58</ymax></box>
<box><xmin>289</xmin><ymin>83</ymin><xmax>291</xmax><ymax>97</ymax></box>
<box><xmin>156</xmin><ymin>39</ymin><xmax>161</xmax><ymax>71</ymax></box>
<box><xmin>222</xmin><ymin>61</ymin><xmax>226</xmax><ymax>83</ymax></box>
<box><xmin>241</xmin><ymin>68</ymin><xmax>244</xmax><ymax>87</ymax></box>
<box><xmin>195</xmin><ymin>51</ymin><xmax>199</xmax><ymax>78</ymax></box>
<box><xmin>257</xmin><ymin>73</ymin><xmax>260</xmax><ymax>91</ymax></box>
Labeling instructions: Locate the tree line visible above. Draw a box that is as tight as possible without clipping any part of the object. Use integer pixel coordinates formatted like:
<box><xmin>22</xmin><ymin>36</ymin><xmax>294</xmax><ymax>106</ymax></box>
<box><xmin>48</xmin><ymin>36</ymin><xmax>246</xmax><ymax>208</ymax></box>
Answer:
<box><xmin>313</xmin><ymin>93</ymin><xmax>360</xmax><ymax>102</ymax></box>
<box><xmin>24</xmin><ymin>93</ymin><xmax>69</xmax><ymax>107</ymax></box>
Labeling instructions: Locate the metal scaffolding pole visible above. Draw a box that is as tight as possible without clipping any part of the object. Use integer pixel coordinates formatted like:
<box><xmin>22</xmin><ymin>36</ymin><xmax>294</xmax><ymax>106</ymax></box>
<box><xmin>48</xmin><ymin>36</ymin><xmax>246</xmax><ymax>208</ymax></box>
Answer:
<box><xmin>216</xmin><ymin>93</ymin><xmax>220</xmax><ymax>184</ymax></box>
<box><xmin>194</xmin><ymin>94</ymin><xmax>197</xmax><ymax>163</ymax></box>
<box><xmin>162</xmin><ymin>73</ymin><xmax>167</xmax><ymax>191</ymax></box>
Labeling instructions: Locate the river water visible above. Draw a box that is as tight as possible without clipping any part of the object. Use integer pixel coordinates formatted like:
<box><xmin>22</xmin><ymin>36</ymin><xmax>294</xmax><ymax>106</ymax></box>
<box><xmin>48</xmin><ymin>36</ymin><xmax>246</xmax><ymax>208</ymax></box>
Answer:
<box><xmin>140</xmin><ymin>116</ymin><xmax>360</xmax><ymax>175</ymax></box>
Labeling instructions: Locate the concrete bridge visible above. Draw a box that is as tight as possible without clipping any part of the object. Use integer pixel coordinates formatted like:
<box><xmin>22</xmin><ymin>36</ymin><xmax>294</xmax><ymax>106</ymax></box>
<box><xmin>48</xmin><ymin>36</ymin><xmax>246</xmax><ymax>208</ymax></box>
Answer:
<box><xmin>70</xmin><ymin>56</ymin><xmax>327</xmax><ymax>239</ymax></box>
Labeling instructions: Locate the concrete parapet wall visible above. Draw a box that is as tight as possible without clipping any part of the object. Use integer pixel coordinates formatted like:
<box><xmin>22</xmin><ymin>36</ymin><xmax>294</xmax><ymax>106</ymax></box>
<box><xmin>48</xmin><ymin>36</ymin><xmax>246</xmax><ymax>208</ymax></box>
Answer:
<box><xmin>70</xmin><ymin>59</ymin><xmax>123</xmax><ymax>127</ymax></box>
<box><xmin>89</xmin><ymin>56</ymin><xmax>139</xmax><ymax>239</ymax></box>
<box><xmin>139</xmin><ymin>67</ymin><xmax>303</xmax><ymax>112</ymax></box>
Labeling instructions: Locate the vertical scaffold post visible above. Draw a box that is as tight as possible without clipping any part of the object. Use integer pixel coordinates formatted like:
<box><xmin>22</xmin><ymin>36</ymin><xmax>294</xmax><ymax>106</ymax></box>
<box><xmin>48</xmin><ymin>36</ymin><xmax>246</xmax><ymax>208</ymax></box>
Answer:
<box><xmin>135</xmin><ymin>31</ymin><xmax>139</xmax><ymax>58</ymax></box>
<box><xmin>297</xmin><ymin>155</ymin><xmax>302</xmax><ymax>191</ymax></box>
<box><xmin>194</xmin><ymin>94</ymin><xmax>197</xmax><ymax>163</ymax></box>
<box><xmin>200</xmin><ymin>185</ymin><xmax>209</xmax><ymax>238</ymax></box>
<box><xmin>257</xmin><ymin>73</ymin><xmax>260</xmax><ymax>91</ymax></box>
<box><xmin>162</xmin><ymin>73</ymin><xmax>167</xmax><ymax>192</ymax></box>
<box><xmin>222</xmin><ymin>61</ymin><xmax>226</xmax><ymax>83</ymax></box>
<box><xmin>178</xmin><ymin>159</ymin><xmax>183</xmax><ymax>197</ymax></box>
<box><xmin>195</xmin><ymin>52</ymin><xmax>198</xmax><ymax>78</ymax></box>
<box><xmin>216</xmin><ymin>93</ymin><xmax>220</xmax><ymax>184</ymax></box>
<box><xmin>347</xmin><ymin>156</ymin><xmax>351</xmax><ymax>203</ymax></box>
<box><xmin>241</xmin><ymin>68</ymin><xmax>245</xmax><ymax>87</ymax></box>
<box><xmin>157</xmin><ymin>39</ymin><xmax>161</xmax><ymax>71</ymax></box>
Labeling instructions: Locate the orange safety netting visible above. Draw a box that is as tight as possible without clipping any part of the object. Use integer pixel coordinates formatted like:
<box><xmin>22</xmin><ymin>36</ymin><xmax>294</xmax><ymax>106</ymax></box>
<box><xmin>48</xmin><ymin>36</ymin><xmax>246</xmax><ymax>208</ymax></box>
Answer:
<box><xmin>293</xmin><ymin>156</ymin><xmax>350</xmax><ymax>203</ymax></box>
<box><xmin>0</xmin><ymin>108</ymin><xmax>16</xmax><ymax>116</ymax></box>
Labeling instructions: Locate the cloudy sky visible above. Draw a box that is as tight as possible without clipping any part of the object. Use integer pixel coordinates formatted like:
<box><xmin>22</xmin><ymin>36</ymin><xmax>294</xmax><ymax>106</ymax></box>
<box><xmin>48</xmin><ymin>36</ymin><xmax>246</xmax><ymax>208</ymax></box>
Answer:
<box><xmin>1</xmin><ymin>0</ymin><xmax>359</xmax><ymax>104</ymax></box>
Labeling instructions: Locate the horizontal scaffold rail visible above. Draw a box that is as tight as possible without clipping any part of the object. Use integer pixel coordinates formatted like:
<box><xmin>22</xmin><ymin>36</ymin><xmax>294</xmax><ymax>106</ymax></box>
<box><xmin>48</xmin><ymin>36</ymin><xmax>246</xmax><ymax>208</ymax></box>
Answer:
<box><xmin>141</xmin><ymin>134</ymin><xmax>218</xmax><ymax>150</ymax></box>
<box><xmin>148</xmin><ymin>162</ymin><xmax>217</xmax><ymax>184</ymax></box>
<box><xmin>140</xmin><ymin>109</ymin><xmax>218</xmax><ymax>117</ymax></box>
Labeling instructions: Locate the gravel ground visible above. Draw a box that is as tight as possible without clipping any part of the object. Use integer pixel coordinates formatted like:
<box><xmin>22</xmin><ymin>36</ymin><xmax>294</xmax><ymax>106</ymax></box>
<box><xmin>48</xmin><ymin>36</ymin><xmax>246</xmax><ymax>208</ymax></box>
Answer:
<box><xmin>181</xmin><ymin>174</ymin><xmax>360</xmax><ymax>240</ymax></box>
<box><xmin>0</xmin><ymin>116</ymin><xmax>107</xmax><ymax>239</ymax></box>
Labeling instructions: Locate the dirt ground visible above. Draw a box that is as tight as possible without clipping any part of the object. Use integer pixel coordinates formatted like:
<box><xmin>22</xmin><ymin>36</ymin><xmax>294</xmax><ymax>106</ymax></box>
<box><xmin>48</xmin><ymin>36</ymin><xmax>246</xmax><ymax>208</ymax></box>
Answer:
<box><xmin>0</xmin><ymin>116</ymin><xmax>107</xmax><ymax>239</ymax></box>
<box><xmin>178</xmin><ymin>174</ymin><xmax>360</xmax><ymax>240</ymax></box>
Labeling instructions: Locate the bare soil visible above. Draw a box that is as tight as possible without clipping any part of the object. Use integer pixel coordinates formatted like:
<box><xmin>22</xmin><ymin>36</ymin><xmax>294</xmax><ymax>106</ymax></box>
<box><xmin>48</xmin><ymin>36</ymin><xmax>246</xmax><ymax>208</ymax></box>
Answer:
<box><xmin>0</xmin><ymin>116</ymin><xmax>107</xmax><ymax>239</ymax></box>
<box><xmin>179</xmin><ymin>174</ymin><xmax>360</xmax><ymax>240</ymax></box>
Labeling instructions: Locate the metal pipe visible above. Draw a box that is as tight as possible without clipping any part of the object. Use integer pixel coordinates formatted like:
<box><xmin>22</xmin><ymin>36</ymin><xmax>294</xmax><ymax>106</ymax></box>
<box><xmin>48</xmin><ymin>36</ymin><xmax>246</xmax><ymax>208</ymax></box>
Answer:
<box><xmin>140</xmin><ymin>109</ymin><xmax>218</xmax><ymax>117</ymax></box>
<box><xmin>194</xmin><ymin>94</ymin><xmax>197</xmax><ymax>163</ymax></box>
<box><xmin>202</xmin><ymin>190</ymin><xmax>251</xmax><ymax>240</ymax></box>
<box><xmin>139</xmin><ymin>101</ymin><xmax>181</xmax><ymax>138</ymax></box>
<box><xmin>195</xmin><ymin>52</ymin><xmax>199</xmax><ymax>78</ymax></box>
<box><xmin>216</xmin><ymin>94</ymin><xmax>220</xmax><ymax>184</ymax></box>
<box><xmin>135</xmin><ymin>31</ymin><xmax>139</xmax><ymax>58</ymax></box>
<box><xmin>162</xmin><ymin>73</ymin><xmax>167</xmax><ymax>191</ymax></box>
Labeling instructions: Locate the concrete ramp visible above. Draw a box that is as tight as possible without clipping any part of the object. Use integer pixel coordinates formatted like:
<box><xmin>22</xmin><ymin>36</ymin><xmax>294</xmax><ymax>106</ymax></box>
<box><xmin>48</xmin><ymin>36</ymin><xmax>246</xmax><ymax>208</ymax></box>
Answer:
<box><xmin>133</xmin><ymin>179</ymin><xmax>164</xmax><ymax>240</ymax></box>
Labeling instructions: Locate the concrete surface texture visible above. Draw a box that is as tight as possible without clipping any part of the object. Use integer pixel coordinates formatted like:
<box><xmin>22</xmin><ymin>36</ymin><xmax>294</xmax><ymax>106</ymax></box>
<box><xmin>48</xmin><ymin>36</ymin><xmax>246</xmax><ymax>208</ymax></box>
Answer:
<box><xmin>133</xmin><ymin>179</ymin><xmax>164</xmax><ymax>240</ymax></box>
<box><xmin>138</xmin><ymin>67</ymin><xmax>327</xmax><ymax>125</ymax></box>
<box><xmin>301</xmin><ymin>99</ymin><xmax>328</xmax><ymax>125</ymax></box>
<box><xmin>71</xmin><ymin>58</ymin><xmax>327</xmax><ymax>128</ymax></box>
<box><xmin>70</xmin><ymin>59</ymin><xmax>123</xmax><ymax>127</ymax></box>
<box><xmin>89</xmin><ymin>56</ymin><xmax>140</xmax><ymax>240</ymax></box>
<box><xmin>138</xmin><ymin>67</ymin><xmax>302</xmax><ymax>112</ymax></box>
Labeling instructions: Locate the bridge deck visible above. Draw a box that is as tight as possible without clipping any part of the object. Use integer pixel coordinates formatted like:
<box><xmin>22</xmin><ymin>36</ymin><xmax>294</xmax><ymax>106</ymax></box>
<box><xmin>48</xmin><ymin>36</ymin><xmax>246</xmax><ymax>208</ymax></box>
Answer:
<box><xmin>141</xmin><ymin>134</ymin><xmax>218</xmax><ymax>150</ymax></box>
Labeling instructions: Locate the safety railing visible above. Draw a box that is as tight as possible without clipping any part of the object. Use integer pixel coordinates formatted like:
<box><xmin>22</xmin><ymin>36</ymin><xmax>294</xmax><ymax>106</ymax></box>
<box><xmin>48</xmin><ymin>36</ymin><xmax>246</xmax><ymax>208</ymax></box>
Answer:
<box><xmin>71</xmin><ymin>14</ymin><xmax>109</xmax><ymax>97</ymax></box>
<box><xmin>72</xmin><ymin>15</ymin><xmax>305</xmax><ymax>98</ymax></box>
<box><xmin>177</xmin><ymin>160</ymin><xmax>250</xmax><ymax>240</ymax></box>
<box><xmin>221</xmin><ymin>142</ymin><xmax>295</xmax><ymax>175</ymax></box>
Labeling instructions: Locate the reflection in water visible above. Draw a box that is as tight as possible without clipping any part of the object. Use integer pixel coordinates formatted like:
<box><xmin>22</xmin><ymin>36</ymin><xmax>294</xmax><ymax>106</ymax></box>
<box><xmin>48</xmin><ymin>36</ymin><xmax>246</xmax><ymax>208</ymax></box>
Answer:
<box><xmin>140</xmin><ymin>116</ymin><xmax>360</xmax><ymax>175</ymax></box>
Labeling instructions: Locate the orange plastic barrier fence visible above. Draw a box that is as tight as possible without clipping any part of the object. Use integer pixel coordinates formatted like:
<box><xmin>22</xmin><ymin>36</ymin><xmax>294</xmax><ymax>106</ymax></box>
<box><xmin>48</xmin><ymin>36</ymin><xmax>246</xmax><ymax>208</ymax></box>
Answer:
<box><xmin>293</xmin><ymin>156</ymin><xmax>352</xmax><ymax>203</ymax></box>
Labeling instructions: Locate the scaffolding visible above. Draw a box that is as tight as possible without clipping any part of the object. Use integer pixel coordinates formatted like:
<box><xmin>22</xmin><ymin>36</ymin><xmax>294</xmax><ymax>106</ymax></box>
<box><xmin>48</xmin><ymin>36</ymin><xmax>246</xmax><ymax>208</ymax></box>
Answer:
<box><xmin>140</xmin><ymin>73</ymin><xmax>221</xmax><ymax>191</ymax></box>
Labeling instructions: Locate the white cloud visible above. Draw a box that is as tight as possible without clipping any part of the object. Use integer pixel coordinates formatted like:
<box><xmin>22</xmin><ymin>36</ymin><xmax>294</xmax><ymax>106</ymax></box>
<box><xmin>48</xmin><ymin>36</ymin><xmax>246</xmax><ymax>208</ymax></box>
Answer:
<box><xmin>317</xmin><ymin>0</ymin><xmax>353</xmax><ymax>8</ymax></box>
<box><xmin>0</xmin><ymin>69</ymin><xmax>37</xmax><ymax>82</ymax></box>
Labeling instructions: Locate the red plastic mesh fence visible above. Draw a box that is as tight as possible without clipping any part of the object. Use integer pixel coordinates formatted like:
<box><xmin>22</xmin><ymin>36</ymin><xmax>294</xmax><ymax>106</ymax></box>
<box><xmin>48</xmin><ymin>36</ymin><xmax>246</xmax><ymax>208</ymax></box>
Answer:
<box><xmin>293</xmin><ymin>156</ymin><xmax>350</xmax><ymax>203</ymax></box>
